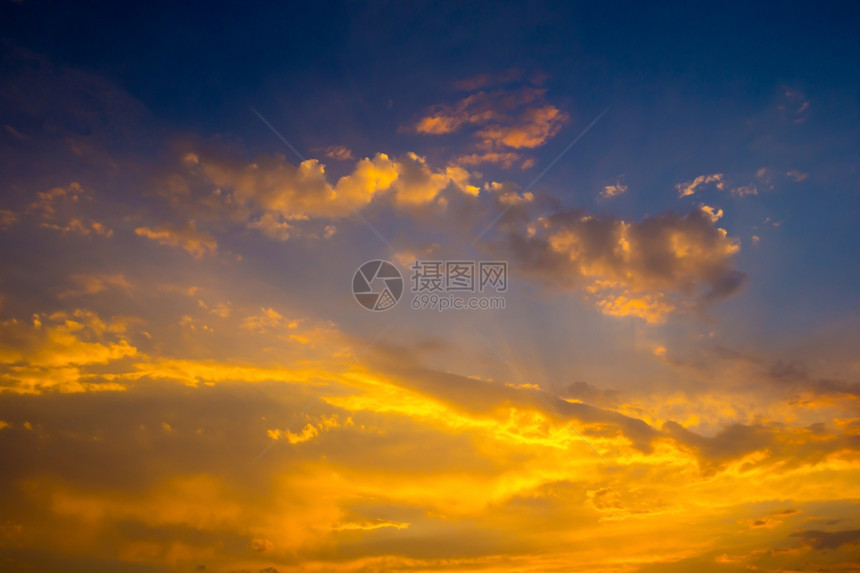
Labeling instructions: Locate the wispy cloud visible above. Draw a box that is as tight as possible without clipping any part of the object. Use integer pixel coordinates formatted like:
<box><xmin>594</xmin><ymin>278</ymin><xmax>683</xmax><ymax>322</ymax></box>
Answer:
<box><xmin>135</xmin><ymin>220</ymin><xmax>217</xmax><ymax>258</ymax></box>
<box><xmin>675</xmin><ymin>173</ymin><xmax>725</xmax><ymax>197</ymax></box>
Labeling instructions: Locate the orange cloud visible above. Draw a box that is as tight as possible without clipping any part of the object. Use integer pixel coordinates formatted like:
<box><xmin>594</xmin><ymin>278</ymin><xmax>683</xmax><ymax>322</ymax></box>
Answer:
<box><xmin>135</xmin><ymin>220</ymin><xmax>217</xmax><ymax>258</ymax></box>
<box><xmin>158</xmin><ymin>149</ymin><xmax>479</xmax><ymax>237</ymax></box>
<box><xmin>412</xmin><ymin>90</ymin><xmax>521</xmax><ymax>134</ymax></box>
<box><xmin>40</xmin><ymin>218</ymin><xmax>114</xmax><ymax>237</ymax></box>
<box><xmin>59</xmin><ymin>273</ymin><xmax>130</xmax><ymax>298</ymax></box>
<box><xmin>10</xmin><ymin>182</ymin><xmax>115</xmax><ymax>237</ymax></box>
<box><xmin>410</xmin><ymin>86</ymin><xmax>567</xmax><ymax>167</ymax></box>
<box><xmin>476</xmin><ymin>104</ymin><xmax>568</xmax><ymax>149</ymax></box>
<box><xmin>675</xmin><ymin>173</ymin><xmax>725</xmax><ymax>197</ymax></box>
<box><xmin>602</xmin><ymin>180</ymin><xmax>628</xmax><ymax>198</ymax></box>
<box><xmin>0</xmin><ymin>310</ymin><xmax>136</xmax><ymax>394</ymax></box>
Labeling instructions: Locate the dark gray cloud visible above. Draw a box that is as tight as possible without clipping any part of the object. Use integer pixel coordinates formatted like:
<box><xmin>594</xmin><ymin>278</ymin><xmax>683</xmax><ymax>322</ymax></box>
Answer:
<box><xmin>790</xmin><ymin>529</ymin><xmax>860</xmax><ymax>550</ymax></box>
<box><xmin>501</xmin><ymin>207</ymin><xmax>747</xmax><ymax>305</ymax></box>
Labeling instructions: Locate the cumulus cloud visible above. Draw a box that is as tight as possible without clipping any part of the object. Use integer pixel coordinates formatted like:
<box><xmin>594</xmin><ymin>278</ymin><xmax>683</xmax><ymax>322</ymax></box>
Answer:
<box><xmin>155</xmin><ymin>149</ymin><xmax>479</xmax><ymax>242</ymax></box>
<box><xmin>502</xmin><ymin>206</ymin><xmax>746</xmax><ymax>321</ymax></box>
<box><xmin>146</xmin><ymin>142</ymin><xmax>748</xmax><ymax>325</ymax></box>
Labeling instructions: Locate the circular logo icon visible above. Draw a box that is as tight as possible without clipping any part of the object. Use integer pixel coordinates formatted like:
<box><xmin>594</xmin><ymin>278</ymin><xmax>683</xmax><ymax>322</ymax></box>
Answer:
<box><xmin>352</xmin><ymin>260</ymin><xmax>403</xmax><ymax>311</ymax></box>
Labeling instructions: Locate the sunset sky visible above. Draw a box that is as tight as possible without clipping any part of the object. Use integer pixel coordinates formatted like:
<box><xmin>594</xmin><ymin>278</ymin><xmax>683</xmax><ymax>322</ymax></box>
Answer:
<box><xmin>1</xmin><ymin>2</ymin><xmax>860</xmax><ymax>572</ymax></box>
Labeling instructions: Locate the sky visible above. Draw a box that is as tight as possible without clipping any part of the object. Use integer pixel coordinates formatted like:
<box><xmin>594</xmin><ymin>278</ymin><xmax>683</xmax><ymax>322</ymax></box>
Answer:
<box><xmin>1</xmin><ymin>1</ymin><xmax>859</xmax><ymax>572</ymax></box>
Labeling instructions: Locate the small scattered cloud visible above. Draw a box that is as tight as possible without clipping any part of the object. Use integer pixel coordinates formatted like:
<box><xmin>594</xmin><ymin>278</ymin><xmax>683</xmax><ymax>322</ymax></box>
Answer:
<box><xmin>409</xmin><ymin>84</ymin><xmax>568</xmax><ymax>168</ymax></box>
<box><xmin>4</xmin><ymin>124</ymin><xmax>29</xmax><ymax>140</ymax></box>
<box><xmin>13</xmin><ymin>182</ymin><xmax>114</xmax><ymax>237</ymax></box>
<box><xmin>676</xmin><ymin>174</ymin><xmax>725</xmax><ymax>197</ymax></box>
<box><xmin>27</xmin><ymin>182</ymin><xmax>88</xmax><ymax>218</ymax></box>
<box><xmin>241</xmin><ymin>307</ymin><xmax>294</xmax><ymax>334</ymax></box>
<box><xmin>602</xmin><ymin>178</ymin><xmax>628</xmax><ymax>198</ymax></box>
<box><xmin>59</xmin><ymin>274</ymin><xmax>130</xmax><ymax>298</ymax></box>
<box><xmin>781</xmin><ymin>87</ymin><xmax>810</xmax><ymax>123</ymax></box>
<box><xmin>787</xmin><ymin>169</ymin><xmax>808</xmax><ymax>182</ymax></box>
<box><xmin>591</xmin><ymin>289</ymin><xmax>674</xmax><ymax>324</ymax></box>
<box><xmin>248</xmin><ymin>212</ymin><xmax>296</xmax><ymax>241</ymax></box>
<box><xmin>0</xmin><ymin>209</ymin><xmax>19</xmax><ymax>229</ymax></box>
<box><xmin>135</xmin><ymin>220</ymin><xmax>217</xmax><ymax>258</ymax></box>
<box><xmin>316</xmin><ymin>145</ymin><xmax>354</xmax><ymax>161</ymax></box>
<box><xmin>40</xmin><ymin>218</ymin><xmax>113</xmax><ymax>237</ymax></box>
<box><xmin>699</xmin><ymin>205</ymin><xmax>724</xmax><ymax>223</ymax></box>
<box><xmin>456</xmin><ymin>151</ymin><xmax>524</xmax><ymax>169</ymax></box>
<box><xmin>730</xmin><ymin>184</ymin><xmax>758</xmax><ymax>197</ymax></box>
<box><xmin>412</xmin><ymin>88</ymin><xmax>547</xmax><ymax>135</ymax></box>
<box><xmin>474</xmin><ymin>104</ymin><xmax>568</xmax><ymax>149</ymax></box>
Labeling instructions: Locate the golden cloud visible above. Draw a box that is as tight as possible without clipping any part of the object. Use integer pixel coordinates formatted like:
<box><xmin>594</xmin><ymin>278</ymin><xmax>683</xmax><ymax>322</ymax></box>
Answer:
<box><xmin>410</xmin><ymin>86</ymin><xmax>568</xmax><ymax>168</ymax></box>
<box><xmin>675</xmin><ymin>173</ymin><xmax>725</xmax><ymax>197</ymax></box>
<box><xmin>476</xmin><ymin>104</ymin><xmax>568</xmax><ymax>149</ymax></box>
<box><xmin>135</xmin><ymin>220</ymin><xmax>217</xmax><ymax>258</ymax></box>
<box><xmin>0</xmin><ymin>310</ymin><xmax>136</xmax><ymax>394</ymax></box>
<box><xmin>602</xmin><ymin>180</ymin><xmax>628</xmax><ymax>198</ymax></box>
<box><xmin>155</xmin><ymin>149</ymin><xmax>479</xmax><ymax>240</ymax></box>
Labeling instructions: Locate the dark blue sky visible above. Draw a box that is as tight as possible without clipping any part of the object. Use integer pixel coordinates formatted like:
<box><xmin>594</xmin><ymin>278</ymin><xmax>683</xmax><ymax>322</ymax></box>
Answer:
<box><xmin>4</xmin><ymin>1</ymin><xmax>858</xmax><ymax>129</ymax></box>
<box><xmin>2</xmin><ymin>0</ymin><xmax>859</xmax><ymax>335</ymax></box>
